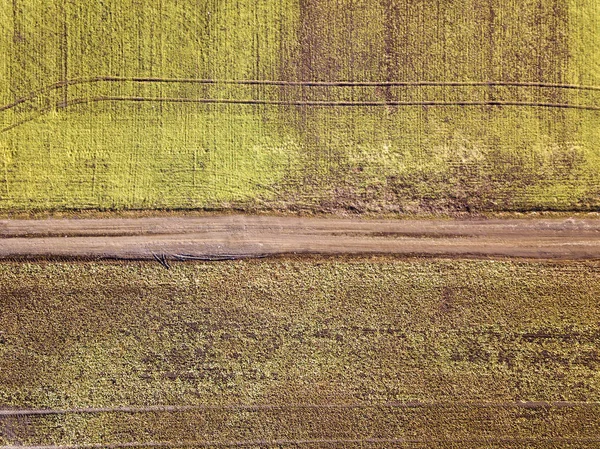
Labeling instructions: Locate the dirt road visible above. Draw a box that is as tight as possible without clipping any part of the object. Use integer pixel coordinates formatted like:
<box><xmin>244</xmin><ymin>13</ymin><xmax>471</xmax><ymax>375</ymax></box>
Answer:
<box><xmin>1</xmin><ymin>216</ymin><xmax>600</xmax><ymax>260</ymax></box>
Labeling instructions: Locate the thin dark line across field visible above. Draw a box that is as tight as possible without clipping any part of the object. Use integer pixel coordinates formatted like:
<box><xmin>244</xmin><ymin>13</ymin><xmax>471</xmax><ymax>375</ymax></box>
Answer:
<box><xmin>1</xmin><ymin>76</ymin><xmax>599</xmax><ymax>113</ymax></box>
<box><xmin>1</xmin><ymin>401</ymin><xmax>598</xmax><ymax>416</ymax></box>
<box><xmin>75</xmin><ymin>76</ymin><xmax>600</xmax><ymax>89</ymax></box>
<box><xmin>3</xmin><ymin>437</ymin><xmax>600</xmax><ymax>449</ymax></box>
<box><xmin>3</xmin><ymin>96</ymin><xmax>599</xmax><ymax>134</ymax></box>
<box><xmin>75</xmin><ymin>96</ymin><xmax>600</xmax><ymax>110</ymax></box>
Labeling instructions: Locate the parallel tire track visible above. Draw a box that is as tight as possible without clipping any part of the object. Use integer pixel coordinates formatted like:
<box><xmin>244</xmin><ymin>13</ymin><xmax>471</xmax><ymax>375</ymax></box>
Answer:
<box><xmin>3</xmin><ymin>437</ymin><xmax>600</xmax><ymax>449</ymax></box>
<box><xmin>2</xmin><ymin>401</ymin><xmax>599</xmax><ymax>416</ymax></box>
<box><xmin>2</xmin><ymin>217</ymin><xmax>600</xmax><ymax>260</ymax></box>
<box><xmin>5</xmin><ymin>437</ymin><xmax>600</xmax><ymax>449</ymax></box>
<box><xmin>2</xmin><ymin>76</ymin><xmax>600</xmax><ymax>114</ymax></box>
<box><xmin>3</xmin><ymin>96</ymin><xmax>600</xmax><ymax>134</ymax></box>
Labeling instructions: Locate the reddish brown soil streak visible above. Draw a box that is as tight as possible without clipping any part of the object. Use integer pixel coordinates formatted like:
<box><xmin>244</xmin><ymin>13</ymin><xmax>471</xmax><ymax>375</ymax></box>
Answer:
<box><xmin>1</xmin><ymin>216</ymin><xmax>599</xmax><ymax>260</ymax></box>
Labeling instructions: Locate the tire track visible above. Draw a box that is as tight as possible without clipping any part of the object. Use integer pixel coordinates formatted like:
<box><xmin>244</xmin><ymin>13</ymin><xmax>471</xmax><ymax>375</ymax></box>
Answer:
<box><xmin>3</xmin><ymin>437</ymin><xmax>600</xmax><ymax>449</ymax></box>
<box><xmin>2</xmin><ymin>76</ymin><xmax>600</xmax><ymax>113</ymax></box>
<box><xmin>3</xmin><ymin>95</ymin><xmax>599</xmax><ymax>134</ymax></box>
<box><xmin>1</xmin><ymin>216</ymin><xmax>600</xmax><ymax>260</ymax></box>
<box><xmin>1</xmin><ymin>401</ymin><xmax>598</xmax><ymax>416</ymax></box>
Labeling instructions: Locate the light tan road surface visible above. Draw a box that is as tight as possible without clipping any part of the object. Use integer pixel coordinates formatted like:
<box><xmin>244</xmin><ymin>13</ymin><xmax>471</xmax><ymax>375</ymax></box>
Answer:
<box><xmin>1</xmin><ymin>216</ymin><xmax>600</xmax><ymax>260</ymax></box>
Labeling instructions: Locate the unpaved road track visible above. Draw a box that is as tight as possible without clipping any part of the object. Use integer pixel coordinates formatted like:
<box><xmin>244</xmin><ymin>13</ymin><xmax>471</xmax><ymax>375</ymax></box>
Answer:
<box><xmin>1</xmin><ymin>216</ymin><xmax>600</xmax><ymax>260</ymax></box>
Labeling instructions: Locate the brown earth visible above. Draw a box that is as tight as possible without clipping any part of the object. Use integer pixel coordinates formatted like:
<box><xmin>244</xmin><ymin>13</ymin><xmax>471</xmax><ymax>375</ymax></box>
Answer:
<box><xmin>1</xmin><ymin>216</ymin><xmax>600</xmax><ymax>260</ymax></box>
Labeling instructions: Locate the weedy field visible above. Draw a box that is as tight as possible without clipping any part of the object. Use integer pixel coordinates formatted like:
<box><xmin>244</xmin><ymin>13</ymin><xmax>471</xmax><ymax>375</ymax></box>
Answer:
<box><xmin>1</xmin><ymin>258</ymin><xmax>600</xmax><ymax>447</ymax></box>
<box><xmin>2</xmin><ymin>1</ymin><xmax>600</xmax><ymax>447</ymax></box>
<box><xmin>1</xmin><ymin>0</ymin><xmax>599</xmax><ymax>214</ymax></box>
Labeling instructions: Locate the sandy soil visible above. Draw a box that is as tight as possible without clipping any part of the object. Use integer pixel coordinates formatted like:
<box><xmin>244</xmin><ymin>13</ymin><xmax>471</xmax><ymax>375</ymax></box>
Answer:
<box><xmin>1</xmin><ymin>216</ymin><xmax>600</xmax><ymax>260</ymax></box>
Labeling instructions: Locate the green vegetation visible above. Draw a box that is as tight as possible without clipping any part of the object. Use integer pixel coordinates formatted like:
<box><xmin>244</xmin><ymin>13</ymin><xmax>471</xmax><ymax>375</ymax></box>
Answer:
<box><xmin>0</xmin><ymin>0</ymin><xmax>599</xmax><ymax>214</ymax></box>
<box><xmin>1</xmin><ymin>258</ymin><xmax>600</xmax><ymax>445</ymax></box>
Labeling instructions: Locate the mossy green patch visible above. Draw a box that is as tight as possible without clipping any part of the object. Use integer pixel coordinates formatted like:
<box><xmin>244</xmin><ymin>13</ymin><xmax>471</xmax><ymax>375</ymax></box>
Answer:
<box><xmin>3</xmin><ymin>106</ymin><xmax>300</xmax><ymax>208</ymax></box>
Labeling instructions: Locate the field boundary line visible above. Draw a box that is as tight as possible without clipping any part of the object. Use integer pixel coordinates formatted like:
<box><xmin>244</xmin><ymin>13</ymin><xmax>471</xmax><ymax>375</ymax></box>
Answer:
<box><xmin>86</xmin><ymin>96</ymin><xmax>600</xmax><ymax>110</ymax></box>
<box><xmin>3</xmin><ymin>96</ymin><xmax>599</xmax><ymax>134</ymax></box>
<box><xmin>1</xmin><ymin>401</ymin><xmax>598</xmax><ymax>416</ymax></box>
<box><xmin>2</xmin><ymin>437</ymin><xmax>600</xmax><ymax>449</ymax></box>
<box><xmin>1</xmin><ymin>76</ymin><xmax>600</xmax><ymax>113</ymax></box>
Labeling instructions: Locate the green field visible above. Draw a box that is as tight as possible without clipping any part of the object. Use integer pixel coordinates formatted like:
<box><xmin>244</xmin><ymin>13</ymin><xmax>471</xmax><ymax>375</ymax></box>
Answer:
<box><xmin>1</xmin><ymin>0</ymin><xmax>599</xmax><ymax>214</ymax></box>
<box><xmin>1</xmin><ymin>258</ymin><xmax>600</xmax><ymax>446</ymax></box>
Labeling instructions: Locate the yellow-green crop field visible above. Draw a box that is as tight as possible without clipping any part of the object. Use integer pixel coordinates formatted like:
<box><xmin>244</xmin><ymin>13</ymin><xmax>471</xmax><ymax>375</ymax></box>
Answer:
<box><xmin>1</xmin><ymin>258</ymin><xmax>600</xmax><ymax>446</ymax></box>
<box><xmin>1</xmin><ymin>0</ymin><xmax>599</xmax><ymax>214</ymax></box>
